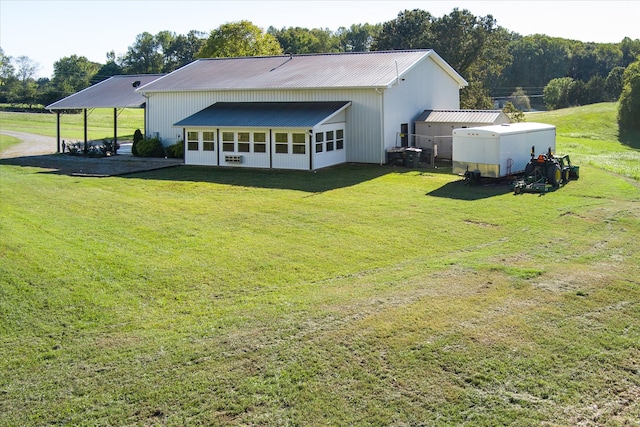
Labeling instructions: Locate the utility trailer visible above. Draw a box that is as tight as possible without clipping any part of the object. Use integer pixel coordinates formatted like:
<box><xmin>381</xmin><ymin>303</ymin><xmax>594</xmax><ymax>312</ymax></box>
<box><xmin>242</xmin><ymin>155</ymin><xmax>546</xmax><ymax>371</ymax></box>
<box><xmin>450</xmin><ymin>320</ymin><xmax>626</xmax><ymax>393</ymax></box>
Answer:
<box><xmin>452</xmin><ymin>122</ymin><xmax>556</xmax><ymax>180</ymax></box>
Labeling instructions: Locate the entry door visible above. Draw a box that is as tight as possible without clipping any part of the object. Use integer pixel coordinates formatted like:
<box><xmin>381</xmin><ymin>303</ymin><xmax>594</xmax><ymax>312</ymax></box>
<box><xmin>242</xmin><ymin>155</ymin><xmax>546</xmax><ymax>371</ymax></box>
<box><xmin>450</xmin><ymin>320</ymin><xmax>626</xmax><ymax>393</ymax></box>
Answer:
<box><xmin>401</xmin><ymin>123</ymin><xmax>409</xmax><ymax>147</ymax></box>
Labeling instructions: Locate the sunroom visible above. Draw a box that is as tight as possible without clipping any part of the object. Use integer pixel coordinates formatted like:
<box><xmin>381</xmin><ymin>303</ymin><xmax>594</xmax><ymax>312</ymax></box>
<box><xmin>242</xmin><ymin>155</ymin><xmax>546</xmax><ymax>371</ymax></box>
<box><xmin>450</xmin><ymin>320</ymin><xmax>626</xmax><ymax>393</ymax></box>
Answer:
<box><xmin>174</xmin><ymin>101</ymin><xmax>351</xmax><ymax>171</ymax></box>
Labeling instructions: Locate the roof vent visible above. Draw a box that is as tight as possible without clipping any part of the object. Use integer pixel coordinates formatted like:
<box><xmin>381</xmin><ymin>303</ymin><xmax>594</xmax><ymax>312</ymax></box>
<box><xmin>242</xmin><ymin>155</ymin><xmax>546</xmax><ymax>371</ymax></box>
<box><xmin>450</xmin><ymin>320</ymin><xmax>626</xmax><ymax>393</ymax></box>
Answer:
<box><xmin>132</xmin><ymin>80</ymin><xmax>141</xmax><ymax>88</ymax></box>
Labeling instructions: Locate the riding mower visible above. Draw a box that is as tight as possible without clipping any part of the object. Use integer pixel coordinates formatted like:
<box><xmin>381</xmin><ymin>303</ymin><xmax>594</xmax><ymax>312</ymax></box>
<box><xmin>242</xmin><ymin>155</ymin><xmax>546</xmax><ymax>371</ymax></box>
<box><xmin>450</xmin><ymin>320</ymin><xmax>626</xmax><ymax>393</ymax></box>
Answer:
<box><xmin>513</xmin><ymin>147</ymin><xmax>579</xmax><ymax>194</ymax></box>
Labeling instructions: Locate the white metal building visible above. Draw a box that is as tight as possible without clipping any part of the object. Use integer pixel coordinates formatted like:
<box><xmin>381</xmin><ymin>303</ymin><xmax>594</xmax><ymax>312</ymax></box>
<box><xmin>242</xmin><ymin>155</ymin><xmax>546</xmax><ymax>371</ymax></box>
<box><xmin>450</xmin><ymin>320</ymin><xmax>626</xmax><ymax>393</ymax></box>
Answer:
<box><xmin>137</xmin><ymin>50</ymin><xmax>467</xmax><ymax>170</ymax></box>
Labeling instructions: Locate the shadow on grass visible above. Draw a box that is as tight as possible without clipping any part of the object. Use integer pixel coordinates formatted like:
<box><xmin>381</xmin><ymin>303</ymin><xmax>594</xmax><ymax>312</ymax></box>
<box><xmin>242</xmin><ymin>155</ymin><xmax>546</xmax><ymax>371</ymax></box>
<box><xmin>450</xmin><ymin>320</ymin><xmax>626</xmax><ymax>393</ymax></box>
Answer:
<box><xmin>426</xmin><ymin>178</ymin><xmax>514</xmax><ymax>200</ymax></box>
<box><xmin>618</xmin><ymin>126</ymin><xmax>640</xmax><ymax>149</ymax></box>
<box><xmin>123</xmin><ymin>163</ymin><xmax>395</xmax><ymax>193</ymax></box>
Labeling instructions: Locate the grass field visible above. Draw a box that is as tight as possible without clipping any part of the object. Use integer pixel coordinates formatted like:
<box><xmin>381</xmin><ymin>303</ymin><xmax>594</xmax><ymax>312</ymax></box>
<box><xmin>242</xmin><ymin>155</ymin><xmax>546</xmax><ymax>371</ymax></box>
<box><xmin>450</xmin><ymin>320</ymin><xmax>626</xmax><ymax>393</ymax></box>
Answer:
<box><xmin>0</xmin><ymin>108</ymin><xmax>144</xmax><ymax>141</ymax></box>
<box><xmin>1</xmin><ymin>103</ymin><xmax>639</xmax><ymax>425</ymax></box>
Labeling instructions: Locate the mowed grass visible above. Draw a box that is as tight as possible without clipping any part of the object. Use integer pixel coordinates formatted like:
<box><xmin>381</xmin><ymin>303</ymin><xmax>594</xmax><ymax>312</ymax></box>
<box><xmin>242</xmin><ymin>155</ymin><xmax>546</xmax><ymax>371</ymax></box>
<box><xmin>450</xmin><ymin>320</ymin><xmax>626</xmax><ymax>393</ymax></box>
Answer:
<box><xmin>0</xmin><ymin>134</ymin><xmax>21</xmax><ymax>152</ymax></box>
<box><xmin>1</xmin><ymin>103</ymin><xmax>639</xmax><ymax>425</ymax></box>
<box><xmin>0</xmin><ymin>108</ymin><xmax>144</xmax><ymax>141</ymax></box>
<box><xmin>528</xmin><ymin>103</ymin><xmax>640</xmax><ymax>180</ymax></box>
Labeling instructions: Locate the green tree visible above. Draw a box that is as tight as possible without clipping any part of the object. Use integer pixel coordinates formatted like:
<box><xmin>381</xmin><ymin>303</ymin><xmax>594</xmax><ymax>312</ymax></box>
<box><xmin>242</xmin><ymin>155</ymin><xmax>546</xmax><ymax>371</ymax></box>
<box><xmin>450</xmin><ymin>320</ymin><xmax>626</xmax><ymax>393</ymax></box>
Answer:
<box><xmin>121</xmin><ymin>32</ymin><xmax>164</xmax><ymax>73</ymax></box>
<box><xmin>605</xmin><ymin>66</ymin><xmax>625</xmax><ymax>100</ymax></box>
<box><xmin>373</xmin><ymin>8</ymin><xmax>511</xmax><ymax>108</ymax></box>
<box><xmin>0</xmin><ymin>48</ymin><xmax>17</xmax><ymax>103</ymax></box>
<box><xmin>543</xmin><ymin>77</ymin><xmax>574</xmax><ymax>110</ymax></box>
<box><xmin>502</xmin><ymin>101</ymin><xmax>525</xmax><ymax>122</ymax></box>
<box><xmin>11</xmin><ymin>56</ymin><xmax>39</xmax><ymax>107</ymax></box>
<box><xmin>268</xmin><ymin>26</ymin><xmax>339</xmax><ymax>54</ymax></box>
<box><xmin>499</xmin><ymin>35</ymin><xmax>571</xmax><ymax>89</ymax></box>
<box><xmin>371</xmin><ymin>9</ymin><xmax>433</xmax><ymax>50</ymax></box>
<box><xmin>620</xmin><ymin>37</ymin><xmax>640</xmax><ymax>66</ymax></box>
<box><xmin>336</xmin><ymin>23</ymin><xmax>381</xmax><ymax>52</ymax></box>
<box><xmin>198</xmin><ymin>21</ymin><xmax>282</xmax><ymax>58</ymax></box>
<box><xmin>163</xmin><ymin>30</ymin><xmax>207</xmax><ymax>71</ymax></box>
<box><xmin>51</xmin><ymin>55</ymin><xmax>100</xmax><ymax>99</ymax></box>
<box><xmin>585</xmin><ymin>75</ymin><xmax>606</xmax><ymax>104</ymax></box>
<box><xmin>508</xmin><ymin>87</ymin><xmax>531</xmax><ymax>111</ymax></box>
<box><xmin>90</xmin><ymin>51</ymin><xmax>123</xmax><ymax>85</ymax></box>
<box><xmin>618</xmin><ymin>59</ymin><xmax>640</xmax><ymax>130</ymax></box>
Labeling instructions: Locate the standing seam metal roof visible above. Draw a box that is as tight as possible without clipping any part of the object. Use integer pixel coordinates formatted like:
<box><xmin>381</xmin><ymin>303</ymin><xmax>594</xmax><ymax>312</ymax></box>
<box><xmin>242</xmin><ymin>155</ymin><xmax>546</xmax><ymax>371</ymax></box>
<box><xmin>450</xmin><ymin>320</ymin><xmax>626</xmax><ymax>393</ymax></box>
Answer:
<box><xmin>139</xmin><ymin>50</ymin><xmax>467</xmax><ymax>92</ymax></box>
<box><xmin>46</xmin><ymin>74</ymin><xmax>164</xmax><ymax>110</ymax></box>
<box><xmin>174</xmin><ymin>102</ymin><xmax>351</xmax><ymax>128</ymax></box>
<box><xmin>416</xmin><ymin>110</ymin><xmax>508</xmax><ymax>123</ymax></box>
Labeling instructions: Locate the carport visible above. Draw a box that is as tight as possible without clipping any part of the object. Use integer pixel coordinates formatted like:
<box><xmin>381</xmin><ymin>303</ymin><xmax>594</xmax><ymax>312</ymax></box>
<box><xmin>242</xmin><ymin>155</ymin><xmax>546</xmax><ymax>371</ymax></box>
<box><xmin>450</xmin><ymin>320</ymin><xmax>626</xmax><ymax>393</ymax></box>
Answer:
<box><xmin>45</xmin><ymin>74</ymin><xmax>164</xmax><ymax>153</ymax></box>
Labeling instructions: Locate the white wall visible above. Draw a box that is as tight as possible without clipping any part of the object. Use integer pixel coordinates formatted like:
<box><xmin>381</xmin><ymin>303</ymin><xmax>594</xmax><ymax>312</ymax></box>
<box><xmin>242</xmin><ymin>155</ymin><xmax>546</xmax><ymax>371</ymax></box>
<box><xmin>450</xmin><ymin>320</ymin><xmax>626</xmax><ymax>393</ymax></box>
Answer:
<box><xmin>381</xmin><ymin>57</ymin><xmax>461</xmax><ymax>160</ymax></box>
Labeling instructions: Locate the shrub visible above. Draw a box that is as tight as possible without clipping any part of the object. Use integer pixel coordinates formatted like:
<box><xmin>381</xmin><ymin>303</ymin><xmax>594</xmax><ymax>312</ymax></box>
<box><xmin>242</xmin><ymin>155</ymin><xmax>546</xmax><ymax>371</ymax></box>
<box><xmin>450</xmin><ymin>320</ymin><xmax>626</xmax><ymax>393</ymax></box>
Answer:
<box><xmin>136</xmin><ymin>137</ymin><xmax>165</xmax><ymax>157</ymax></box>
<box><xmin>132</xmin><ymin>129</ymin><xmax>143</xmax><ymax>156</ymax></box>
<box><xmin>166</xmin><ymin>140</ymin><xmax>184</xmax><ymax>159</ymax></box>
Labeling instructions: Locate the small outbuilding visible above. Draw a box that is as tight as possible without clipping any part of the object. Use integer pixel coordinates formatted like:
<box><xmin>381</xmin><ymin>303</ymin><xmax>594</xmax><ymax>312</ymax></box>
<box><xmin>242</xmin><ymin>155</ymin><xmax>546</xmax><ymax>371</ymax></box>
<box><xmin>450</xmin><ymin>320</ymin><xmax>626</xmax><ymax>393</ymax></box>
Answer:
<box><xmin>414</xmin><ymin>110</ymin><xmax>511</xmax><ymax>160</ymax></box>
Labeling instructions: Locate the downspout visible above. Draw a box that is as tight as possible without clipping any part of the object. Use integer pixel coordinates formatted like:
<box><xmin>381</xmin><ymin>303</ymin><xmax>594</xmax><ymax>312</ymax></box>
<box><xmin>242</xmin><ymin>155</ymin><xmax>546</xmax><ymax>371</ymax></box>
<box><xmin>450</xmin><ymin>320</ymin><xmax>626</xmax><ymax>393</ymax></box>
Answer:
<box><xmin>309</xmin><ymin>129</ymin><xmax>313</xmax><ymax>171</ymax></box>
<box><xmin>376</xmin><ymin>88</ymin><xmax>385</xmax><ymax>165</ymax></box>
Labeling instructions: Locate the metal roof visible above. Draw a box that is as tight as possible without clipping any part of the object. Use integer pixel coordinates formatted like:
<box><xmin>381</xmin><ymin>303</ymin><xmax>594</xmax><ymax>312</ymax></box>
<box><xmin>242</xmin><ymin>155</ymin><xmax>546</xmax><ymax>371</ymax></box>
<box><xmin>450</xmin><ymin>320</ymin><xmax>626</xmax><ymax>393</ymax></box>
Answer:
<box><xmin>139</xmin><ymin>50</ymin><xmax>467</xmax><ymax>93</ymax></box>
<box><xmin>416</xmin><ymin>109</ymin><xmax>508</xmax><ymax>123</ymax></box>
<box><xmin>174</xmin><ymin>101</ymin><xmax>351</xmax><ymax>128</ymax></box>
<box><xmin>46</xmin><ymin>74</ymin><xmax>164</xmax><ymax>110</ymax></box>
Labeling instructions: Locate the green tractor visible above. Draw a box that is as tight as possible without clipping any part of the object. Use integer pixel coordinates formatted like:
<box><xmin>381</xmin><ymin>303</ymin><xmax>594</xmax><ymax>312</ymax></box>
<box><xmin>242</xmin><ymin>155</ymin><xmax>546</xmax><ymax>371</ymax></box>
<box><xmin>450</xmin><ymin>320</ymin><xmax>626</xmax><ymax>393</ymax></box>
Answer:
<box><xmin>513</xmin><ymin>147</ymin><xmax>579</xmax><ymax>194</ymax></box>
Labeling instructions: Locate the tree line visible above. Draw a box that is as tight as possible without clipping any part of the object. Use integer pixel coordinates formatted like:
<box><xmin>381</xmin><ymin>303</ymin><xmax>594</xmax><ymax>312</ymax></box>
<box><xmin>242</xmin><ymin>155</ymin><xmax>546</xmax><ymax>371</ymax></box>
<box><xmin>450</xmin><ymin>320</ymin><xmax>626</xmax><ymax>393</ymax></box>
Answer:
<box><xmin>1</xmin><ymin>8</ymin><xmax>639</xmax><ymax>128</ymax></box>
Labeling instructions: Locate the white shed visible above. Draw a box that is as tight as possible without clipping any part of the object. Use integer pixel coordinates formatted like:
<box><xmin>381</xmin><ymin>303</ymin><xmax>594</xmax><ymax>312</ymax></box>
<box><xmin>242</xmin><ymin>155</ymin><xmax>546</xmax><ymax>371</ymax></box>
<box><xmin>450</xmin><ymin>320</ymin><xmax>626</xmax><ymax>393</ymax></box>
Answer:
<box><xmin>414</xmin><ymin>110</ymin><xmax>511</xmax><ymax>160</ymax></box>
<box><xmin>452</xmin><ymin>122</ymin><xmax>556</xmax><ymax>178</ymax></box>
<box><xmin>137</xmin><ymin>50</ymin><xmax>468</xmax><ymax>170</ymax></box>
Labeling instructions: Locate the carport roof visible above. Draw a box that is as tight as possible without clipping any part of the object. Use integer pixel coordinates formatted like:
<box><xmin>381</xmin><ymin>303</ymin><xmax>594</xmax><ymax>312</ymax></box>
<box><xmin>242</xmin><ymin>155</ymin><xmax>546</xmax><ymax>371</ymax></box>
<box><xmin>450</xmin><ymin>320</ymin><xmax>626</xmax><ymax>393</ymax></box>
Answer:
<box><xmin>174</xmin><ymin>101</ymin><xmax>351</xmax><ymax>128</ymax></box>
<box><xmin>46</xmin><ymin>74</ymin><xmax>164</xmax><ymax>110</ymax></box>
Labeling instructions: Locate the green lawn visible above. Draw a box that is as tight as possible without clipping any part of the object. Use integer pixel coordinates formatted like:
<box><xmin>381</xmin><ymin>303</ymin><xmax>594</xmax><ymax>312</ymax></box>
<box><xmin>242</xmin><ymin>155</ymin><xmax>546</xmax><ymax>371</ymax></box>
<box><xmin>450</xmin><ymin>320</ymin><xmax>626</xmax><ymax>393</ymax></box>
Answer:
<box><xmin>0</xmin><ymin>103</ymin><xmax>639</xmax><ymax>425</ymax></box>
<box><xmin>0</xmin><ymin>108</ymin><xmax>144</xmax><ymax>141</ymax></box>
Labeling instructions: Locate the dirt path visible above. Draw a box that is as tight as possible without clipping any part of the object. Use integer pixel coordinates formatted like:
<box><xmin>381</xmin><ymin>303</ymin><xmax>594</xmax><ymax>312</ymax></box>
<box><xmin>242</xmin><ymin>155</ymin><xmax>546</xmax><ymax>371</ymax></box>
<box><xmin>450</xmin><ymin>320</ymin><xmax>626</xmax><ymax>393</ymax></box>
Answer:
<box><xmin>0</xmin><ymin>130</ymin><xmax>58</xmax><ymax>158</ymax></box>
<box><xmin>0</xmin><ymin>131</ymin><xmax>182</xmax><ymax>176</ymax></box>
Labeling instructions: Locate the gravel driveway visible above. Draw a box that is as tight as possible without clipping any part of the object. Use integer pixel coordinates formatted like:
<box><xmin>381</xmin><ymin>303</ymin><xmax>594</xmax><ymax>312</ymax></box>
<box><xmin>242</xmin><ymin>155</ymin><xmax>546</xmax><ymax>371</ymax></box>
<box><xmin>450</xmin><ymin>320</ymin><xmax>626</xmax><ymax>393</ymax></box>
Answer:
<box><xmin>0</xmin><ymin>131</ymin><xmax>182</xmax><ymax>176</ymax></box>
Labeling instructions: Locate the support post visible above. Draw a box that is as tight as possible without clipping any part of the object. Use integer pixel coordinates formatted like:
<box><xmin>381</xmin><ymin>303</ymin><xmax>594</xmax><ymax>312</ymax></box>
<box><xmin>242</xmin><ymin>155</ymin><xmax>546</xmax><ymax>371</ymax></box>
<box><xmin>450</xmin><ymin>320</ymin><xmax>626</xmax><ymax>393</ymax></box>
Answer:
<box><xmin>83</xmin><ymin>109</ymin><xmax>88</xmax><ymax>154</ymax></box>
<box><xmin>56</xmin><ymin>111</ymin><xmax>61</xmax><ymax>153</ymax></box>
<box><xmin>113</xmin><ymin>108</ymin><xmax>118</xmax><ymax>155</ymax></box>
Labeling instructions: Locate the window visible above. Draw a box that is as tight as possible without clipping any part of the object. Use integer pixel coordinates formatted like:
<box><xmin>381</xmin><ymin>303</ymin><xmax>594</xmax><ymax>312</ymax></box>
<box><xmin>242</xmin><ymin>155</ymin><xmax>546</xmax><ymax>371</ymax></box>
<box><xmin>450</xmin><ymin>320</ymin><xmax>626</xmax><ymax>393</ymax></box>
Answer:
<box><xmin>326</xmin><ymin>130</ymin><xmax>334</xmax><ymax>151</ymax></box>
<box><xmin>238</xmin><ymin>132</ymin><xmax>250</xmax><ymax>152</ymax></box>
<box><xmin>336</xmin><ymin>129</ymin><xmax>344</xmax><ymax>150</ymax></box>
<box><xmin>292</xmin><ymin>133</ymin><xmax>306</xmax><ymax>154</ymax></box>
<box><xmin>187</xmin><ymin>131</ymin><xmax>198</xmax><ymax>151</ymax></box>
<box><xmin>222</xmin><ymin>132</ymin><xmax>234</xmax><ymax>152</ymax></box>
<box><xmin>275</xmin><ymin>132</ymin><xmax>288</xmax><ymax>154</ymax></box>
<box><xmin>315</xmin><ymin>132</ymin><xmax>324</xmax><ymax>153</ymax></box>
<box><xmin>254</xmin><ymin>132</ymin><xmax>267</xmax><ymax>153</ymax></box>
<box><xmin>203</xmin><ymin>131</ymin><xmax>215</xmax><ymax>151</ymax></box>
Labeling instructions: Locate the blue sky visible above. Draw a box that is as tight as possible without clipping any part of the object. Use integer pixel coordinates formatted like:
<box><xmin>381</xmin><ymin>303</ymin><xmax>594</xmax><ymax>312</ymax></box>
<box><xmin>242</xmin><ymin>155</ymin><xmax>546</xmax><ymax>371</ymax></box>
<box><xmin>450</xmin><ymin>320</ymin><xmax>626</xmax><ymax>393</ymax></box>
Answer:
<box><xmin>1</xmin><ymin>0</ymin><xmax>639</xmax><ymax>79</ymax></box>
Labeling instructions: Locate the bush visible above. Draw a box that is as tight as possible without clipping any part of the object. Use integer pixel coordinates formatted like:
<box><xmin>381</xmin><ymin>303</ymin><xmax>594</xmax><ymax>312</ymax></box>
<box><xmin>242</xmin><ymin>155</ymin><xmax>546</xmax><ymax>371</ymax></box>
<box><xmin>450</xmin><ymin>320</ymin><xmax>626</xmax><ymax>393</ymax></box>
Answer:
<box><xmin>166</xmin><ymin>140</ymin><xmax>184</xmax><ymax>159</ymax></box>
<box><xmin>135</xmin><ymin>137</ymin><xmax>165</xmax><ymax>158</ymax></box>
<box><xmin>132</xmin><ymin>129</ymin><xmax>143</xmax><ymax>156</ymax></box>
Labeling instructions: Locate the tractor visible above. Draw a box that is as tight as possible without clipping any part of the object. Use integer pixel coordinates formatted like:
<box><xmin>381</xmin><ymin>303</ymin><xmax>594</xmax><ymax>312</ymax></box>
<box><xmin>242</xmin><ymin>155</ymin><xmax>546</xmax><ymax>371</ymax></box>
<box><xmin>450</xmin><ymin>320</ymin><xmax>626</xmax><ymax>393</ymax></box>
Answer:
<box><xmin>513</xmin><ymin>146</ymin><xmax>579</xmax><ymax>194</ymax></box>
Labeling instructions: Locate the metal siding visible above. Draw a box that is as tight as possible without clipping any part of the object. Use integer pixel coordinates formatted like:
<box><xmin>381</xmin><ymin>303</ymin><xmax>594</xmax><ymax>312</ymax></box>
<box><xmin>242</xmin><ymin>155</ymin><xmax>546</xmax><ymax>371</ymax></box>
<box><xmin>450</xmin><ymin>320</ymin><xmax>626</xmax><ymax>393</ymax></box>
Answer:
<box><xmin>149</xmin><ymin>88</ymin><xmax>384</xmax><ymax>164</ymax></box>
<box><xmin>382</xmin><ymin>57</ymin><xmax>461</xmax><ymax>155</ymax></box>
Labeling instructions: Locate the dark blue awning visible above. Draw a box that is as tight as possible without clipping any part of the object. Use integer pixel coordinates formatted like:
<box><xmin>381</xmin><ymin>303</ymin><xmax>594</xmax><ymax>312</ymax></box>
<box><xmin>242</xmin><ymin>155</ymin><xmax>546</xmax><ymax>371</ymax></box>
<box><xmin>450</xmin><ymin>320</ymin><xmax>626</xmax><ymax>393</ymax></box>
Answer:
<box><xmin>174</xmin><ymin>101</ymin><xmax>350</xmax><ymax>128</ymax></box>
